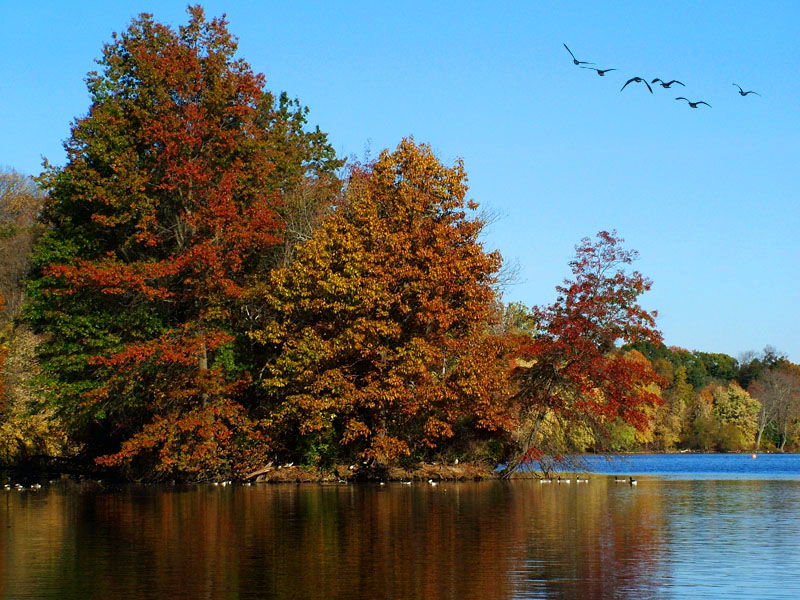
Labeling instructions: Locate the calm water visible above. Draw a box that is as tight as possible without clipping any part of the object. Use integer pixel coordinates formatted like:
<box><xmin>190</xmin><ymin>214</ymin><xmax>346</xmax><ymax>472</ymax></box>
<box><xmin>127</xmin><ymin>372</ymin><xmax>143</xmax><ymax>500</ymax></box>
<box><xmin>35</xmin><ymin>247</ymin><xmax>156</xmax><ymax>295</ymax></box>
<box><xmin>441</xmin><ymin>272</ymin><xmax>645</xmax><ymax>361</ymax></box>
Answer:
<box><xmin>3</xmin><ymin>456</ymin><xmax>800</xmax><ymax>599</ymax></box>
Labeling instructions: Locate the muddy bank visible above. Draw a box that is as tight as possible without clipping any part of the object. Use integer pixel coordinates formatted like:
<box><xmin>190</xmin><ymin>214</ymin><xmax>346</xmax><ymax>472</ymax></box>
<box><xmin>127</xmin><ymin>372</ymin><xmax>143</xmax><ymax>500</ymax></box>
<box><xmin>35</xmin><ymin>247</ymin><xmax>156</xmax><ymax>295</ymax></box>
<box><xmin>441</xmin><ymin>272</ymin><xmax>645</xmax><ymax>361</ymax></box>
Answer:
<box><xmin>250</xmin><ymin>462</ymin><xmax>500</xmax><ymax>483</ymax></box>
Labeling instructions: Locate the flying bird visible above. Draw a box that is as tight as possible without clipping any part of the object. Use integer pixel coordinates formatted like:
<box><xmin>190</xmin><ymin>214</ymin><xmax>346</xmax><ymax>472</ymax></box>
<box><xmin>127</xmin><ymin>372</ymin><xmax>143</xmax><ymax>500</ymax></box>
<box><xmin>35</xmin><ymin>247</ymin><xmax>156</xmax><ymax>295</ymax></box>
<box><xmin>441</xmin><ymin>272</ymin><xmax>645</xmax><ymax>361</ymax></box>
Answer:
<box><xmin>732</xmin><ymin>83</ymin><xmax>760</xmax><ymax>96</ymax></box>
<box><xmin>652</xmin><ymin>78</ymin><xmax>685</xmax><ymax>88</ymax></box>
<box><xmin>563</xmin><ymin>43</ymin><xmax>594</xmax><ymax>65</ymax></box>
<box><xmin>675</xmin><ymin>97</ymin><xmax>711</xmax><ymax>108</ymax></box>
<box><xmin>581</xmin><ymin>66</ymin><xmax>617</xmax><ymax>76</ymax></box>
<box><xmin>620</xmin><ymin>77</ymin><xmax>653</xmax><ymax>93</ymax></box>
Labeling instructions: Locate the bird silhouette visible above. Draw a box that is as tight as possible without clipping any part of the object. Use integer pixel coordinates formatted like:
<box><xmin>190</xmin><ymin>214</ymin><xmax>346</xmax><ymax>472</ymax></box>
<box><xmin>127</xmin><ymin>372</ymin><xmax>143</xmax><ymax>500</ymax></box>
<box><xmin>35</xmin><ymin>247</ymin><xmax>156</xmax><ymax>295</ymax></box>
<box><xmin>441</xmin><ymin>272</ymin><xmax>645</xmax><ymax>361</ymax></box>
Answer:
<box><xmin>581</xmin><ymin>66</ymin><xmax>616</xmax><ymax>76</ymax></box>
<box><xmin>563</xmin><ymin>43</ymin><xmax>594</xmax><ymax>65</ymax></box>
<box><xmin>675</xmin><ymin>97</ymin><xmax>711</xmax><ymax>108</ymax></box>
<box><xmin>732</xmin><ymin>83</ymin><xmax>760</xmax><ymax>96</ymax></box>
<box><xmin>652</xmin><ymin>78</ymin><xmax>684</xmax><ymax>88</ymax></box>
<box><xmin>620</xmin><ymin>77</ymin><xmax>653</xmax><ymax>93</ymax></box>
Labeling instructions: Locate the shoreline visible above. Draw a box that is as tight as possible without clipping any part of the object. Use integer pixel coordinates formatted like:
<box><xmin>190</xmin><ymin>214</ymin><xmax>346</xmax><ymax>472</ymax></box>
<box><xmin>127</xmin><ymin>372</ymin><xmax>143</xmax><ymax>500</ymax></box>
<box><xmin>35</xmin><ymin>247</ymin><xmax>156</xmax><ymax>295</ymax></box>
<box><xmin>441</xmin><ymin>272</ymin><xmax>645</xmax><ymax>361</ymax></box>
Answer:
<box><xmin>252</xmin><ymin>462</ymin><xmax>500</xmax><ymax>484</ymax></box>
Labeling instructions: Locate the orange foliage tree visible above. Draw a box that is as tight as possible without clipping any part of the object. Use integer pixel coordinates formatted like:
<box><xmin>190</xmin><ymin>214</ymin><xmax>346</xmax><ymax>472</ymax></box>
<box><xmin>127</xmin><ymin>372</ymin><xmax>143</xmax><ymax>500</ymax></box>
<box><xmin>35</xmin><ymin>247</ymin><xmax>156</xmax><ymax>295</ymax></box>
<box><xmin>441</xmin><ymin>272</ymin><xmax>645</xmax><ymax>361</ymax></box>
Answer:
<box><xmin>26</xmin><ymin>7</ymin><xmax>340</xmax><ymax>479</ymax></box>
<box><xmin>251</xmin><ymin>139</ymin><xmax>514</xmax><ymax>465</ymax></box>
<box><xmin>507</xmin><ymin>231</ymin><xmax>664</xmax><ymax>472</ymax></box>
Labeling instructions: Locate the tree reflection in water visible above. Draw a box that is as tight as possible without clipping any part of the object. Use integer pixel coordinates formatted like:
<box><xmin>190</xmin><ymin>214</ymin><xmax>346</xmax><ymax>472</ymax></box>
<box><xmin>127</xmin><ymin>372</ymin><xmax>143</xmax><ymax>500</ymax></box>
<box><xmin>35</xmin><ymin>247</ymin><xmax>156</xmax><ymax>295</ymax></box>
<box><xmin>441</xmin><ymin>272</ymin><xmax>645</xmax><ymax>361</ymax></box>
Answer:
<box><xmin>2</xmin><ymin>478</ymin><xmax>799</xmax><ymax>599</ymax></box>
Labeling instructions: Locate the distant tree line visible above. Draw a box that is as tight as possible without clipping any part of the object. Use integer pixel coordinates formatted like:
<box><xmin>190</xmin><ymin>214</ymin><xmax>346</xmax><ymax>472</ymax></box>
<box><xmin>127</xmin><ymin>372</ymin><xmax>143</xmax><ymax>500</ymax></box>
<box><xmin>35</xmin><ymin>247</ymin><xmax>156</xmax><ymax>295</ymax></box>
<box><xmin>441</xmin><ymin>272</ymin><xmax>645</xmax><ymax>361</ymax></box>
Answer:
<box><xmin>1</xmin><ymin>7</ymin><xmax>798</xmax><ymax>480</ymax></box>
<box><xmin>623</xmin><ymin>343</ymin><xmax>800</xmax><ymax>453</ymax></box>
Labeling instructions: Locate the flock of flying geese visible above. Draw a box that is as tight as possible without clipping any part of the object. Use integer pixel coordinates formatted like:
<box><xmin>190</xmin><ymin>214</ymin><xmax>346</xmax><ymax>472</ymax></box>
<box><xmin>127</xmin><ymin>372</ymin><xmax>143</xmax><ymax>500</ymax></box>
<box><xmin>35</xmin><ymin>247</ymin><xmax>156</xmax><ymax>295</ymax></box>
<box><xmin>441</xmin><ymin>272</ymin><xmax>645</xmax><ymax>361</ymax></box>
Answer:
<box><xmin>564</xmin><ymin>44</ymin><xmax>761</xmax><ymax>108</ymax></box>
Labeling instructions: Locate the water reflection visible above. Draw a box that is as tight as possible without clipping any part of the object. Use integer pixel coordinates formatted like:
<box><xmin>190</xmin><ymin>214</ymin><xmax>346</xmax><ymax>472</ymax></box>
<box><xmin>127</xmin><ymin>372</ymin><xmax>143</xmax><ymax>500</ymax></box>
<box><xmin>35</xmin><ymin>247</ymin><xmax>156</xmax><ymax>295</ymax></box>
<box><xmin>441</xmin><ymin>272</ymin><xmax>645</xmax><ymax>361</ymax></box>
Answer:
<box><xmin>2</xmin><ymin>478</ymin><xmax>800</xmax><ymax>599</ymax></box>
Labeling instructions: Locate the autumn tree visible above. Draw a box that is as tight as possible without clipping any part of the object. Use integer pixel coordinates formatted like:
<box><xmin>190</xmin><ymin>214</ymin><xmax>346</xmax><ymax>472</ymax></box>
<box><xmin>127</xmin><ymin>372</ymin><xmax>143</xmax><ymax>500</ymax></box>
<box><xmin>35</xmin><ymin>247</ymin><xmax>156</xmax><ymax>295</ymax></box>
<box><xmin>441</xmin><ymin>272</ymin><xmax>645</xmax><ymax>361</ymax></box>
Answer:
<box><xmin>26</xmin><ymin>7</ymin><xmax>340</xmax><ymax>479</ymax></box>
<box><xmin>251</xmin><ymin>138</ymin><xmax>513</xmax><ymax>466</ymax></box>
<box><xmin>687</xmin><ymin>386</ymin><xmax>717</xmax><ymax>450</ymax></box>
<box><xmin>1</xmin><ymin>168</ymin><xmax>39</xmax><ymax>425</ymax></box>
<box><xmin>0</xmin><ymin>290</ymin><xmax>6</xmax><ymax>413</ymax></box>
<box><xmin>652</xmin><ymin>364</ymin><xmax>692</xmax><ymax>450</ymax></box>
<box><xmin>710</xmin><ymin>382</ymin><xmax>760</xmax><ymax>451</ymax></box>
<box><xmin>506</xmin><ymin>231</ymin><xmax>664</xmax><ymax>473</ymax></box>
<box><xmin>0</xmin><ymin>168</ymin><xmax>43</xmax><ymax>324</ymax></box>
<box><xmin>750</xmin><ymin>367</ymin><xmax>800</xmax><ymax>450</ymax></box>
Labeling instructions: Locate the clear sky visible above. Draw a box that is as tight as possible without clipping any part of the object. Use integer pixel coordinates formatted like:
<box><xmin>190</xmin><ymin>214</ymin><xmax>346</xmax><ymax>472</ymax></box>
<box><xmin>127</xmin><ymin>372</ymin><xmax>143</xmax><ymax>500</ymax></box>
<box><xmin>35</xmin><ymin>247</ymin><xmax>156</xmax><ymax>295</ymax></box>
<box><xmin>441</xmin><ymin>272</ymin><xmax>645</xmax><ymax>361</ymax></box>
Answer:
<box><xmin>2</xmin><ymin>1</ymin><xmax>798</xmax><ymax>362</ymax></box>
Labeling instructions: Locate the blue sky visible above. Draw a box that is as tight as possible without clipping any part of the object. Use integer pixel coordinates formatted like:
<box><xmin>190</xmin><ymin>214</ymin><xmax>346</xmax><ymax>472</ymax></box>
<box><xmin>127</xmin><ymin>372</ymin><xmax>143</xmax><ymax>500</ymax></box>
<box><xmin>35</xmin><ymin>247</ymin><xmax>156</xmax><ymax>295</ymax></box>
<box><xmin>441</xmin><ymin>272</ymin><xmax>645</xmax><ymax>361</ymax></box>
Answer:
<box><xmin>2</xmin><ymin>1</ymin><xmax>798</xmax><ymax>362</ymax></box>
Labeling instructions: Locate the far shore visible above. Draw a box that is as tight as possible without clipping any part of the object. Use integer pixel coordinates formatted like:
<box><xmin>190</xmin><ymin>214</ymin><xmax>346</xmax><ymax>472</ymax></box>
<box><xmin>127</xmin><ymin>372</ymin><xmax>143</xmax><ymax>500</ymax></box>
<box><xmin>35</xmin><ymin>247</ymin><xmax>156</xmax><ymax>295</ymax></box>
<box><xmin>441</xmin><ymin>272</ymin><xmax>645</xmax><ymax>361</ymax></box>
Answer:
<box><xmin>5</xmin><ymin>450</ymin><xmax>792</xmax><ymax>486</ymax></box>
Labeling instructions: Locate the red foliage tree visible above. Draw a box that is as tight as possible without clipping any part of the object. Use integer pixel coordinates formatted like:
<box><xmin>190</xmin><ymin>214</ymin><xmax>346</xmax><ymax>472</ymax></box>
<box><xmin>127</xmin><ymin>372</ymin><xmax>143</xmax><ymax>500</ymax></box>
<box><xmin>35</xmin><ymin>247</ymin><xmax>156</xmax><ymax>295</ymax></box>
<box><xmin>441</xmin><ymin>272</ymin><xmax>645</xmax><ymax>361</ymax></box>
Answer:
<box><xmin>27</xmin><ymin>7</ymin><xmax>339</xmax><ymax>479</ymax></box>
<box><xmin>507</xmin><ymin>231</ymin><xmax>664</xmax><ymax>472</ymax></box>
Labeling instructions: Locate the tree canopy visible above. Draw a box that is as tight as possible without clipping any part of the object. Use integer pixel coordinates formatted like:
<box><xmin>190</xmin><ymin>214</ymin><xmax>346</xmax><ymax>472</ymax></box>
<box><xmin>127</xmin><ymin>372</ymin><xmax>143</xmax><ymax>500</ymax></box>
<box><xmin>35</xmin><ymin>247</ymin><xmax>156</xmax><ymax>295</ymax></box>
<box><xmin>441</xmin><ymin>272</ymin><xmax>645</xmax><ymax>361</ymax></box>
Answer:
<box><xmin>26</xmin><ymin>6</ymin><xmax>340</xmax><ymax>479</ymax></box>
<box><xmin>508</xmin><ymin>231</ymin><xmax>664</xmax><ymax>471</ymax></box>
<box><xmin>251</xmin><ymin>138</ymin><xmax>514</xmax><ymax>465</ymax></box>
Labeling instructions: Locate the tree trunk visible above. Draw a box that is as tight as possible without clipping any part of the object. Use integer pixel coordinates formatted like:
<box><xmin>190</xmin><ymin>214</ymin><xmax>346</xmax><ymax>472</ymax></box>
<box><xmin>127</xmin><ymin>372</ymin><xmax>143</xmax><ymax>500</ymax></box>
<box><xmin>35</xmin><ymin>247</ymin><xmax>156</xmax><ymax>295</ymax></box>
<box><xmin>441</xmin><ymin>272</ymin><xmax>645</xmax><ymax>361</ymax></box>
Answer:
<box><xmin>199</xmin><ymin>341</ymin><xmax>208</xmax><ymax>371</ymax></box>
<box><xmin>755</xmin><ymin>421</ymin><xmax>765</xmax><ymax>450</ymax></box>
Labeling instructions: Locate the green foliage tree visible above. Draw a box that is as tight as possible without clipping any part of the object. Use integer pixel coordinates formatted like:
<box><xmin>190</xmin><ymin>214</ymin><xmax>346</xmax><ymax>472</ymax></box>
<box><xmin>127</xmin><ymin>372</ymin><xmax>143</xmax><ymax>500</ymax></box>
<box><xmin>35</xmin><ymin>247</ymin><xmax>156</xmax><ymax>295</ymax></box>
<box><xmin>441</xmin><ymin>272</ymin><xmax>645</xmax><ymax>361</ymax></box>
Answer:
<box><xmin>737</xmin><ymin>346</ymin><xmax>790</xmax><ymax>389</ymax></box>
<box><xmin>25</xmin><ymin>7</ymin><xmax>340</xmax><ymax>479</ymax></box>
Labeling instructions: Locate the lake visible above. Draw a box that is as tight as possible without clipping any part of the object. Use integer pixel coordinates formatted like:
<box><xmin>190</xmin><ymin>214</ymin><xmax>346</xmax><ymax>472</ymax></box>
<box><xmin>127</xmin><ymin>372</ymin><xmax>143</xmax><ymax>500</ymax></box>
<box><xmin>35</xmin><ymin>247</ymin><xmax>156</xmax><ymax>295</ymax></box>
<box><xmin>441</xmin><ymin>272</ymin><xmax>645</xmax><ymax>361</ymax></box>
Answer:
<box><xmin>3</xmin><ymin>455</ymin><xmax>800</xmax><ymax>599</ymax></box>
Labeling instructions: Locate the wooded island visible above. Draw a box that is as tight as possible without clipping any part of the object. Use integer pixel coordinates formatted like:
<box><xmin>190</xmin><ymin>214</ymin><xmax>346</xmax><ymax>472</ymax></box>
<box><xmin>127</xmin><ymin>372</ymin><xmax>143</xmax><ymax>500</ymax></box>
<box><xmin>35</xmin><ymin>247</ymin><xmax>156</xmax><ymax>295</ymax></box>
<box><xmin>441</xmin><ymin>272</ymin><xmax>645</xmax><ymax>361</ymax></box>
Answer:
<box><xmin>2</xmin><ymin>7</ymin><xmax>798</xmax><ymax>482</ymax></box>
